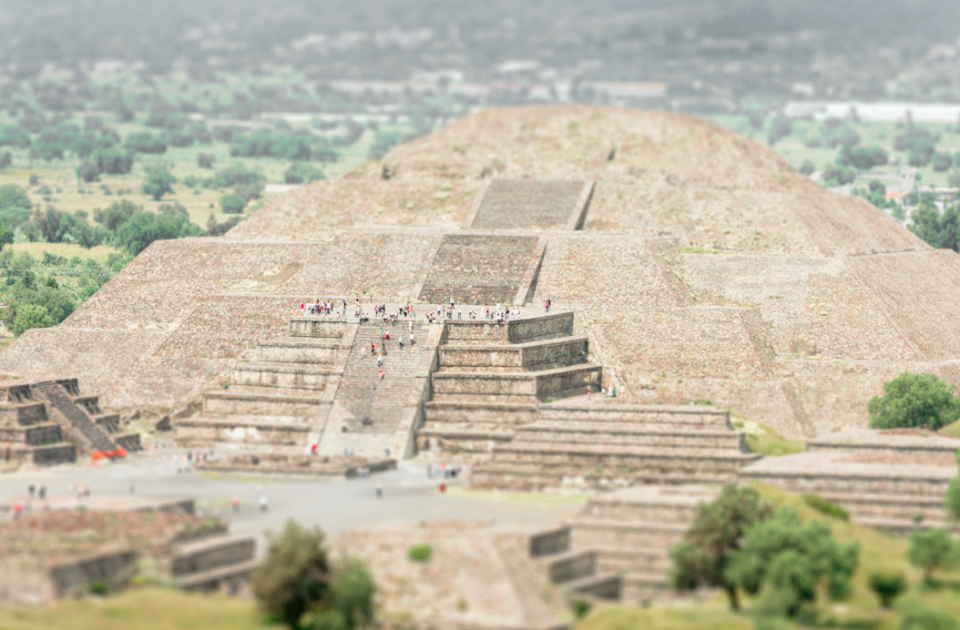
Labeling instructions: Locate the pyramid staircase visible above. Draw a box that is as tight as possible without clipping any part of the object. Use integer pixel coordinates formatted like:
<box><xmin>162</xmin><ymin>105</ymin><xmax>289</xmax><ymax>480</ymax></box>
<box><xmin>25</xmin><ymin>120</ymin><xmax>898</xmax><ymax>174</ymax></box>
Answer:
<box><xmin>0</xmin><ymin>379</ymin><xmax>138</xmax><ymax>465</ymax></box>
<box><xmin>471</xmin><ymin>403</ymin><xmax>761</xmax><ymax>492</ymax></box>
<box><xmin>176</xmin><ymin>318</ymin><xmax>349</xmax><ymax>452</ymax></box>
<box><xmin>418</xmin><ymin>311</ymin><xmax>600</xmax><ymax>461</ymax></box>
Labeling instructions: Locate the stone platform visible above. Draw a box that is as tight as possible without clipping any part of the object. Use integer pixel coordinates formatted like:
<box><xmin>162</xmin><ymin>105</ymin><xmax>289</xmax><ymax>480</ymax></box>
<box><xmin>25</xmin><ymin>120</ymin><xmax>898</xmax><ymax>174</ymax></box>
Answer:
<box><xmin>739</xmin><ymin>429</ymin><xmax>960</xmax><ymax>533</ymax></box>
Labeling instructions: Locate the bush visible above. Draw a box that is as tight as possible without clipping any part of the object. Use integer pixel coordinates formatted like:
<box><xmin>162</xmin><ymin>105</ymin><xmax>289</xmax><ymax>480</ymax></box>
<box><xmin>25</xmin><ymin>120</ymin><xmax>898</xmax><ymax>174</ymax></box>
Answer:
<box><xmin>868</xmin><ymin>373</ymin><xmax>960</xmax><ymax>431</ymax></box>
<box><xmin>211</xmin><ymin>163</ymin><xmax>266</xmax><ymax>189</ymax></box>
<box><xmin>908</xmin><ymin>528</ymin><xmax>958</xmax><ymax>583</ymax></box>
<box><xmin>899</xmin><ymin>601</ymin><xmax>959</xmax><ymax>630</ymax></box>
<box><xmin>798</xmin><ymin>160</ymin><xmax>815</xmax><ymax>176</ymax></box>
<box><xmin>822</xmin><ymin>164</ymin><xmax>856</xmax><ymax>187</ymax></box>
<box><xmin>408</xmin><ymin>544</ymin><xmax>432</xmax><ymax>562</ymax></box>
<box><xmin>219</xmin><ymin>193</ymin><xmax>246</xmax><ymax>214</ymax></box>
<box><xmin>12</xmin><ymin>303</ymin><xmax>54</xmax><ymax>336</ymax></box>
<box><xmin>124</xmin><ymin>131</ymin><xmax>167</xmax><ymax>154</ymax></box>
<box><xmin>89</xmin><ymin>579</ymin><xmax>109</xmax><ymax>595</ymax></box>
<box><xmin>945</xmin><ymin>474</ymin><xmax>960</xmax><ymax>521</ymax></box>
<box><xmin>868</xmin><ymin>572</ymin><xmax>906</xmax><ymax>608</ymax></box>
<box><xmin>285</xmin><ymin>161</ymin><xmax>327</xmax><ymax>184</ymax></box>
<box><xmin>197</xmin><ymin>152</ymin><xmax>216</xmax><ymax>169</ymax></box>
<box><xmin>142</xmin><ymin>163</ymin><xmax>177</xmax><ymax>201</ymax></box>
<box><xmin>251</xmin><ymin>520</ymin><xmax>331</xmax><ymax>630</ymax></box>
<box><xmin>802</xmin><ymin>494</ymin><xmax>849</xmax><ymax>521</ymax></box>
<box><xmin>114</xmin><ymin>211</ymin><xmax>204</xmax><ymax>255</ymax></box>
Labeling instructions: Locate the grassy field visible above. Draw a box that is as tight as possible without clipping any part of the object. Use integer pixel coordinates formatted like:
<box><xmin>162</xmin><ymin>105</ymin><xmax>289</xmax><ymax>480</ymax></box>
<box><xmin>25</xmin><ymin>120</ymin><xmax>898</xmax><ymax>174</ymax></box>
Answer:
<box><xmin>0</xmin><ymin>588</ymin><xmax>270</xmax><ymax>630</ymax></box>
<box><xmin>5</xmin><ymin>242</ymin><xmax>121</xmax><ymax>264</ymax></box>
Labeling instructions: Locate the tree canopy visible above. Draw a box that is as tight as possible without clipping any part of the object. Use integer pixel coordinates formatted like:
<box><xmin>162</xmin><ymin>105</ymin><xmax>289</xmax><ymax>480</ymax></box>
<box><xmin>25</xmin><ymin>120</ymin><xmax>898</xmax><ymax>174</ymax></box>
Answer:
<box><xmin>670</xmin><ymin>484</ymin><xmax>773</xmax><ymax>610</ymax></box>
<box><xmin>867</xmin><ymin>372</ymin><xmax>960</xmax><ymax>431</ymax></box>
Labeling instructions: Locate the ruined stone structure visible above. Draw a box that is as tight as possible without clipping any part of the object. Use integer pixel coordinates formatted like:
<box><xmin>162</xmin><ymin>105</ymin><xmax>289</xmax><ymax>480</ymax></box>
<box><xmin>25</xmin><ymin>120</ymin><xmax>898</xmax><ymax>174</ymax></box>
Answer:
<box><xmin>0</xmin><ymin>379</ymin><xmax>139</xmax><ymax>466</ymax></box>
<box><xmin>0</xmin><ymin>498</ymin><xmax>257</xmax><ymax>606</ymax></box>
<box><xmin>3</xmin><ymin>105</ymin><xmax>954</xmax><ymax>445</ymax></box>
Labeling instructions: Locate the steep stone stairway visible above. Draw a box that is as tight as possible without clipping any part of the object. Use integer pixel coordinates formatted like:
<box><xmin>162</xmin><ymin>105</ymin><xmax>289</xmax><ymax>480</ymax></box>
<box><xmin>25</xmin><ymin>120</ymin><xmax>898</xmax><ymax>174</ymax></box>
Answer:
<box><xmin>471</xmin><ymin>403</ymin><xmax>761</xmax><ymax>491</ymax></box>
<box><xmin>177</xmin><ymin>318</ymin><xmax>347</xmax><ymax>451</ymax></box>
<box><xmin>318</xmin><ymin>320</ymin><xmax>437</xmax><ymax>458</ymax></box>
<box><xmin>470</xmin><ymin>180</ymin><xmax>592</xmax><ymax>230</ymax></box>
<box><xmin>34</xmin><ymin>381</ymin><xmax>126</xmax><ymax>456</ymax></box>
<box><xmin>0</xmin><ymin>379</ymin><xmax>138</xmax><ymax>465</ymax></box>
<box><xmin>418</xmin><ymin>311</ymin><xmax>601</xmax><ymax>462</ymax></box>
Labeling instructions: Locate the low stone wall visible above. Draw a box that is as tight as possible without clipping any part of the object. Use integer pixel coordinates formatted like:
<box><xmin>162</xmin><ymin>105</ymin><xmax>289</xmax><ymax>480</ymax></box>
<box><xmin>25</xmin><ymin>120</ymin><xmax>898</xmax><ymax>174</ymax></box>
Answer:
<box><xmin>537</xmin><ymin>403</ymin><xmax>731</xmax><ymax>429</ymax></box>
<box><xmin>534</xmin><ymin>366</ymin><xmax>601</xmax><ymax>398</ymax></box>
<box><xmin>196</xmin><ymin>453</ymin><xmax>397</xmax><ymax>477</ymax></box>
<box><xmin>18</xmin><ymin>444</ymin><xmax>77</xmax><ymax>466</ymax></box>
<box><xmin>0</xmin><ymin>403</ymin><xmax>46</xmax><ymax>426</ymax></box>
<box><xmin>202</xmin><ymin>391</ymin><xmax>329</xmax><ymax>416</ymax></box>
<box><xmin>114</xmin><ymin>433</ymin><xmax>141</xmax><ymax>452</ymax></box>
<box><xmin>432</xmin><ymin>366</ymin><xmax>599</xmax><ymax>400</ymax></box>
<box><xmin>516</xmin><ymin>426</ymin><xmax>745</xmax><ymax>451</ymax></box>
<box><xmin>739</xmin><ymin>468</ymin><xmax>952</xmax><ymax>496</ymax></box>
<box><xmin>442</xmin><ymin>312</ymin><xmax>575</xmax><ymax>345</ymax></box>
<box><xmin>232</xmin><ymin>364</ymin><xmax>333</xmax><ymax>389</ymax></box>
<box><xmin>423</xmin><ymin>401</ymin><xmax>538</xmax><ymax>426</ymax></box>
<box><xmin>529</xmin><ymin>526</ymin><xmax>570</xmax><ymax>557</ymax></box>
<box><xmin>438</xmin><ymin>337</ymin><xmax>588</xmax><ymax>371</ymax></box>
<box><xmin>175</xmin><ymin>418</ymin><xmax>312</xmax><ymax>447</ymax></box>
<box><xmin>48</xmin><ymin>549</ymin><xmax>139</xmax><ymax>599</ymax></box>
<box><xmin>546</xmin><ymin>551</ymin><xmax>596</xmax><ymax>584</ymax></box>
<box><xmin>171</xmin><ymin>537</ymin><xmax>256</xmax><ymax>577</ymax></box>
<box><xmin>289</xmin><ymin>318</ymin><xmax>346</xmax><ymax>338</ymax></box>
<box><xmin>259</xmin><ymin>339</ymin><xmax>339</xmax><ymax>364</ymax></box>
<box><xmin>0</xmin><ymin>423</ymin><xmax>61</xmax><ymax>445</ymax></box>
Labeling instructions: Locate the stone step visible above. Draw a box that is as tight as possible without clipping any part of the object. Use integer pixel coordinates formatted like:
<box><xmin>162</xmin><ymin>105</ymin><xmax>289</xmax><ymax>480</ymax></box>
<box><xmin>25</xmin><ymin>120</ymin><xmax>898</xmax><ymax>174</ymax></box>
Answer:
<box><xmin>814</xmin><ymin>491</ymin><xmax>947</xmax><ymax>520</ymax></box>
<box><xmin>0</xmin><ymin>402</ymin><xmax>47</xmax><ymax>426</ymax></box>
<box><xmin>0</xmin><ymin>442</ymin><xmax>76</xmax><ymax>466</ymax></box>
<box><xmin>589</xmin><ymin>546</ymin><xmax>673</xmax><ymax>575</ymax></box>
<box><xmin>176</xmin><ymin>415</ymin><xmax>313</xmax><ymax>448</ymax></box>
<box><xmin>232</xmin><ymin>362</ymin><xmax>336</xmax><ymax>389</ymax></box>
<box><xmin>536</xmin><ymin>404</ymin><xmax>730</xmax><ymax>428</ymax></box>
<box><xmin>171</xmin><ymin>535</ymin><xmax>257</xmax><ymax>577</ymax></box>
<box><xmin>442</xmin><ymin>312</ymin><xmax>575</xmax><ymax>346</ymax></box>
<box><xmin>579</xmin><ymin>493</ymin><xmax>713</xmax><ymax>523</ymax></box>
<box><xmin>175</xmin><ymin>558</ymin><xmax>260</xmax><ymax>592</ymax></box>
<box><xmin>490</xmin><ymin>442</ymin><xmax>760</xmax><ymax>471</ymax></box>
<box><xmin>739</xmin><ymin>468</ymin><xmax>952</xmax><ymax>496</ymax></box>
<box><xmin>114</xmin><ymin>432</ymin><xmax>142</xmax><ymax>452</ymax></box>
<box><xmin>853</xmin><ymin>515</ymin><xmax>960</xmax><ymax>536</ymax></box>
<box><xmin>538</xmin><ymin>549</ymin><xmax>598</xmax><ymax>584</ymax></box>
<box><xmin>564</xmin><ymin>573</ymin><xmax>621</xmax><ymax>601</ymax></box>
<box><xmin>72</xmin><ymin>395</ymin><xmax>102</xmax><ymax>415</ymax></box>
<box><xmin>512</xmin><ymin>425</ymin><xmax>747</xmax><ymax>450</ymax></box>
<box><xmin>289</xmin><ymin>318</ymin><xmax>346</xmax><ymax>338</ymax></box>
<box><xmin>259</xmin><ymin>337</ymin><xmax>341</xmax><ymax>364</ymax></box>
<box><xmin>203</xmin><ymin>388</ymin><xmax>328</xmax><ymax>416</ymax></box>
<box><xmin>438</xmin><ymin>337</ymin><xmax>589</xmax><ymax>372</ymax></box>
<box><xmin>470</xmin><ymin>462</ymin><xmax>733</xmax><ymax>492</ymax></box>
<box><xmin>430</xmin><ymin>393</ymin><xmax>542</xmax><ymax>405</ymax></box>
<box><xmin>0</xmin><ymin>422</ymin><xmax>62</xmax><ymax>446</ymax></box>
<box><xmin>423</xmin><ymin>401</ymin><xmax>538</xmax><ymax>425</ymax></box>
<box><xmin>571</xmin><ymin>518</ymin><xmax>689</xmax><ymax>549</ymax></box>
<box><xmin>431</xmin><ymin>364</ymin><xmax>601</xmax><ymax>401</ymax></box>
<box><xmin>93</xmin><ymin>413</ymin><xmax>121</xmax><ymax>433</ymax></box>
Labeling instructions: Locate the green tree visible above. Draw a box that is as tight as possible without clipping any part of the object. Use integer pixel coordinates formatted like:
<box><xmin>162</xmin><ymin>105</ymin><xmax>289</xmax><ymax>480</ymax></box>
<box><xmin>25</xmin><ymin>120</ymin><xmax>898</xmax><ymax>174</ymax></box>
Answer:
<box><xmin>899</xmin><ymin>601</ymin><xmax>960</xmax><ymax>630</ymax></box>
<box><xmin>0</xmin><ymin>184</ymin><xmax>34</xmax><ymax>227</ymax></box>
<box><xmin>285</xmin><ymin>161</ymin><xmax>327</xmax><ymax>184</ymax></box>
<box><xmin>0</xmin><ymin>221</ymin><xmax>13</xmax><ymax>248</ymax></box>
<box><xmin>867</xmin><ymin>572</ymin><xmax>906</xmax><ymax>608</ymax></box>
<box><xmin>113</xmin><ymin>211</ymin><xmax>204</xmax><ymax>255</ymax></box>
<box><xmin>868</xmin><ymin>373</ymin><xmax>960</xmax><ymax>431</ymax></box>
<box><xmin>219</xmin><ymin>193</ymin><xmax>246</xmax><ymax>214</ymax></box>
<box><xmin>837</xmin><ymin>145</ymin><xmax>888</xmax><ymax>171</ymax></box>
<box><xmin>326</xmin><ymin>556</ymin><xmax>375</xmax><ymax>630</ymax></box>
<box><xmin>12</xmin><ymin>303</ymin><xmax>54</xmax><ymax>336</ymax></box>
<box><xmin>197</xmin><ymin>152</ymin><xmax>216</xmax><ymax>169</ymax></box>
<box><xmin>725</xmin><ymin>508</ymin><xmax>860</xmax><ymax>617</ymax></box>
<box><xmin>767</xmin><ymin>117</ymin><xmax>793</xmax><ymax>146</ymax></box>
<box><xmin>949</xmin><ymin>170</ymin><xmax>960</xmax><ymax>189</ymax></box>
<box><xmin>252</xmin><ymin>520</ymin><xmax>331</xmax><ymax>630</ymax></box>
<box><xmin>933</xmin><ymin>153</ymin><xmax>953</xmax><ymax>172</ymax></box>
<box><xmin>822</xmin><ymin>164</ymin><xmax>856</xmax><ymax>187</ymax></box>
<box><xmin>141</xmin><ymin>163</ymin><xmax>177</xmax><ymax>201</ymax></box>
<box><xmin>670</xmin><ymin>484</ymin><xmax>773</xmax><ymax>610</ymax></box>
<box><xmin>124</xmin><ymin>131</ymin><xmax>168</xmax><ymax>154</ymax></box>
<box><xmin>797</xmin><ymin>160</ymin><xmax>815</xmax><ymax>176</ymax></box>
<box><xmin>94</xmin><ymin>200</ymin><xmax>140</xmax><ymax>231</ymax></box>
<box><xmin>945</xmin><ymin>474</ymin><xmax>960</xmax><ymax>521</ymax></box>
<box><xmin>907</xmin><ymin>528</ymin><xmax>958</xmax><ymax>583</ymax></box>
<box><xmin>76</xmin><ymin>160</ymin><xmax>100</xmax><ymax>183</ymax></box>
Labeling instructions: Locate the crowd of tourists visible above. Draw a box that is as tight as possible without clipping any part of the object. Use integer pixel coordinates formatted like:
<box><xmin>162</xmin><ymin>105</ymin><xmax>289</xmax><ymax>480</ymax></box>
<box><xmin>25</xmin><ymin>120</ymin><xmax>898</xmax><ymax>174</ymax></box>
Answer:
<box><xmin>298</xmin><ymin>296</ymin><xmax>554</xmax><ymax>325</ymax></box>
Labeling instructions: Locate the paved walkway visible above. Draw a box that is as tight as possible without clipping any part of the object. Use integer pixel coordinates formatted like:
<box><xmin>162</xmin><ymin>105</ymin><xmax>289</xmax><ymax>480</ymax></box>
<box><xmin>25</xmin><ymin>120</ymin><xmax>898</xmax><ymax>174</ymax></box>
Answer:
<box><xmin>0</xmin><ymin>450</ymin><xmax>580</xmax><ymax>554</ymax></box>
